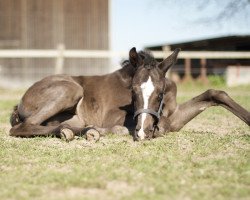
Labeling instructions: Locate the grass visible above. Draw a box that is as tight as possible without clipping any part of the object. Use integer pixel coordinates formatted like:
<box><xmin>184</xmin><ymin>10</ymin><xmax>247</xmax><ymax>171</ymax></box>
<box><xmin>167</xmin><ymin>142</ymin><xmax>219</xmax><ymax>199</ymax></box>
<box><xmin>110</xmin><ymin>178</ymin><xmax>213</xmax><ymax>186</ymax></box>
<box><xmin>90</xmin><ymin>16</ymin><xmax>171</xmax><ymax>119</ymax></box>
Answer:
<box><xmin>0</xmin><ymin>84</ymin><xmax>249</xmax><ymax>200</ymax></box>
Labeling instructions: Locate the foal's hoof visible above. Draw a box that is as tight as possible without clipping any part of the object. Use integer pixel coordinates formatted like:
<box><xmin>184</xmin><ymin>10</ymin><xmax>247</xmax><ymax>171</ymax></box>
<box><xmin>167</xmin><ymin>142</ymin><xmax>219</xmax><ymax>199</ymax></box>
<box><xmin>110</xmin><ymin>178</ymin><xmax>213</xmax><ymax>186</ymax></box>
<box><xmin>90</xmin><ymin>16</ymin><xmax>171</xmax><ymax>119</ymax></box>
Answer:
<box><xmin>60</xmin><ymin>128</ymin><xmax>75</xmax><ymax>142</ymax></box>
<box><xmin>85</xmin><ymin>129</ymin><xmax>100</xmax><ymax>142</ymax></box>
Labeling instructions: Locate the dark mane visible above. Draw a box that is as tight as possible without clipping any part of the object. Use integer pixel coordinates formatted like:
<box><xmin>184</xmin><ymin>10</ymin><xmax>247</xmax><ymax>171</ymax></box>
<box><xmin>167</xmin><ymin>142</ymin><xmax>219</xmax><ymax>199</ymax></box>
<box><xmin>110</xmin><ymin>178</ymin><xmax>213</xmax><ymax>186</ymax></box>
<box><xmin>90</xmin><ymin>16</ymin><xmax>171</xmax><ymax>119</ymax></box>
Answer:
<box><xmin>139</xmin><ymin>50</ymin><xmax>156</xmax><ymax>69</ymax></box>
<box><xmin>121</xmin><ymin>50</ymin><xmax>156</xmax><ymax>68</ymax></box>
<box><xmin>121</xmin><ymin>60</ymin><xmax>130</xmax><ymax>68</ymax></box>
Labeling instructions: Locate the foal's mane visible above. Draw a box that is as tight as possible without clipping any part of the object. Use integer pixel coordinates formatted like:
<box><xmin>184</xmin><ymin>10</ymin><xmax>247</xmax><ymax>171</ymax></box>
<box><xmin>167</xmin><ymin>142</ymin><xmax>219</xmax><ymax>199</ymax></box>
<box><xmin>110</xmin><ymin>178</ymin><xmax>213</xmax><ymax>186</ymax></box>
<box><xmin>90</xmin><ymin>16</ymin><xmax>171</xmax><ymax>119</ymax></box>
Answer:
<box><xmin>138</xmin><ymin>50</ymin><xmax>156</xmax><ymax>67</ymax></box>
<box><xmin>121</xmin><ymin>50</ymin><xmax>156</xmax><ymax>68</ymax></box>
<box><xmin>118</xmin><ymin>50</ymin><xmax>156</xmax><ymax>80</ymax></box>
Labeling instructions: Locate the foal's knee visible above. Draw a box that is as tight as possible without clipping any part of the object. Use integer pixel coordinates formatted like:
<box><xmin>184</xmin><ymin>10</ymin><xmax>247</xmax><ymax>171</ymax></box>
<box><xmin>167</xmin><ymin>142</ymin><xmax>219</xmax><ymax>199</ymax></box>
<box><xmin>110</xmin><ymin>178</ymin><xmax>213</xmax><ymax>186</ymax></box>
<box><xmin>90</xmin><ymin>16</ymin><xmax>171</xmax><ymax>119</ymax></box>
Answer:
<box><xmin>206</xmin><ymin>89</ymin><xmax>229</xmax><ymax>102</ymax></box>
<box><xmin>169</xmin><ymin>121</ymin><xmax>184</xmax><ymax>132</ymax></box>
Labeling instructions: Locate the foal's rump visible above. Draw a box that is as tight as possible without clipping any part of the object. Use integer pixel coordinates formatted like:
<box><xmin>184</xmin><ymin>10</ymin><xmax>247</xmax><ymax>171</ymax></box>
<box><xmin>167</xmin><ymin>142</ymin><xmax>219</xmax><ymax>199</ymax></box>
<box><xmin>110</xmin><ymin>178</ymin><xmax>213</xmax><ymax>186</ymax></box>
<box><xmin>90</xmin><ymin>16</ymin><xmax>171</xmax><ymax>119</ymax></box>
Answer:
<box><xmin>10</xmin><ymin>75</ymin><xmax>84</xmax><ymax>126</ymax></box>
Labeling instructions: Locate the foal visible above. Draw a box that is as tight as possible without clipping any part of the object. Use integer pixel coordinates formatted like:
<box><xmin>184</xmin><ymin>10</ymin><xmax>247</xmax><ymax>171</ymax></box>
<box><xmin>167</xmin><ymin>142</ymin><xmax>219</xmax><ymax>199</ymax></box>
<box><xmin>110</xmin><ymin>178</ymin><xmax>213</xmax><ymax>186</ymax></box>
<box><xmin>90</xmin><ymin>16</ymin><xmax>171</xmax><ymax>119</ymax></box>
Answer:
<box><xmin>132</xmin><ymin>49</ymin><xmax>250</xmax><ymax>140</ymax></box>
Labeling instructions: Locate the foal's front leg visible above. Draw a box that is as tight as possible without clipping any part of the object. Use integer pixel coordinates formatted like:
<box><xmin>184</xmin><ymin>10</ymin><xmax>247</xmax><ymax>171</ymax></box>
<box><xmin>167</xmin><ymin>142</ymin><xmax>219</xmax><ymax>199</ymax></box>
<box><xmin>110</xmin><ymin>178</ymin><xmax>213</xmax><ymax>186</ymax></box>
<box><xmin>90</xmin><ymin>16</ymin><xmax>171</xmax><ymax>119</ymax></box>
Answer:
<box><xmin>91</xmin><ymin>125</ymin><xmax>130</xmax><ymax>136</ymax></box>
<box><xmin>168</xmin><ymin>89</ymin><xmax>250</xmax><ymax>132</ymax></box>
<box><xmin>72</xmin><ymin>125</ymin><xmax>129</xmax><ymax>142</ymax></box>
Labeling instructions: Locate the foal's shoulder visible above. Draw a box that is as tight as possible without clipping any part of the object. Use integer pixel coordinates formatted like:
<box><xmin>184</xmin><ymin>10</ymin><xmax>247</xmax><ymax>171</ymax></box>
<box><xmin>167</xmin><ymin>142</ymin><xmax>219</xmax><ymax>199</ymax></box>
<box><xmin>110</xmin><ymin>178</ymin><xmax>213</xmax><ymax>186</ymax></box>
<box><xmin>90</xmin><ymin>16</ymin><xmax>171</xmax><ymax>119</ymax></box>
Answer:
<box><xmin>164</xmin><ymin>78</ymin><xmax>177</xmax><ymax>92</ymax></box>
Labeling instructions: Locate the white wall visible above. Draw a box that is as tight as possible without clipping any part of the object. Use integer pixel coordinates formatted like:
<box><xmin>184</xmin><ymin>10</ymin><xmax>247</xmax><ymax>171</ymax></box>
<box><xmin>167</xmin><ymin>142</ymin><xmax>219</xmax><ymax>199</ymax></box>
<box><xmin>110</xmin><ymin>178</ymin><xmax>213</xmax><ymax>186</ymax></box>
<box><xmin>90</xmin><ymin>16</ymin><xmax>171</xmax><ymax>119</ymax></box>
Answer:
<box><xmin>226</xmin><ymin>66</ymin><xmax>250</xmax><ymax>87</ymax></box>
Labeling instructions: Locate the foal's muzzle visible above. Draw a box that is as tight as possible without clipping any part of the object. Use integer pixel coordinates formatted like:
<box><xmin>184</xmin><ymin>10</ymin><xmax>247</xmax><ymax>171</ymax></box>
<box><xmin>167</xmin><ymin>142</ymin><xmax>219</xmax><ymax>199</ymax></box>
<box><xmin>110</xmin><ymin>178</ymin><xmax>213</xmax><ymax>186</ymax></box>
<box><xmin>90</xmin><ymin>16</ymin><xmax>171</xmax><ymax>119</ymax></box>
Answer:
<box><xmin>134</xmin><ymin>123</ymin><xmax>157</xmax><ymax>141</ymax></box>
<box><xmin>133</xmin><ymin>93</ymin><xmax>165</xmax><ymax>141</ymax></box>
<box><xmin>133</xmin><ymin>109</ymin><xmax>160</xmax><ymax>141</ymax></box>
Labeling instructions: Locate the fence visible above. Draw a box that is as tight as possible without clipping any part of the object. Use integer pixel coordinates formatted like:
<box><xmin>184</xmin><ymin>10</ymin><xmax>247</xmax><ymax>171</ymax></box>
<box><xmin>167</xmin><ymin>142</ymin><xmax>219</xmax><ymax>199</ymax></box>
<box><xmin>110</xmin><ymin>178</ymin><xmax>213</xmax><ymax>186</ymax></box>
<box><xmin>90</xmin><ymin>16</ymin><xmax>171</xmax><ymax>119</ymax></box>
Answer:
<box><xmin>0</xmin><ymin>47</ymin><xmax>250</xmax><ymax>87</ymax></box>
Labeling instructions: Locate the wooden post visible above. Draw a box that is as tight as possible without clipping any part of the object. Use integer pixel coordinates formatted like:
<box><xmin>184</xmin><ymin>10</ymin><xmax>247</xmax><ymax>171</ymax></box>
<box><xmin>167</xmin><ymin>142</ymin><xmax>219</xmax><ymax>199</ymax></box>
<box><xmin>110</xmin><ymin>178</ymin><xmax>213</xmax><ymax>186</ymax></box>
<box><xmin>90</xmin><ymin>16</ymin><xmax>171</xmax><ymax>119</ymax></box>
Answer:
<box><xmin>53</xmin><ymin>0</ymin><xmax>64</xmax><ymax>45</ymax></box>
<box><xmin>198</xmin><ymin>58</ymin><xmax>209</xmax><ymax>84</ymax></box>
<box><xmin>53</xmin><ymin>0</ymin><xmax>65</xmax><ymax>75</ymax></box>
<box><xmin>21</xmin><ymin>0</ymin><xmax>28</xmax><ymax>81</ymax></box>
<box><xmin>182</xmin><ymin>58</ymin><xmax>193</xmax><ymax>82</ymax></box>
<box><xmin>55</xmin><ymin>44</ymin><xmax>65</xmax><ymax>74</ymax></box>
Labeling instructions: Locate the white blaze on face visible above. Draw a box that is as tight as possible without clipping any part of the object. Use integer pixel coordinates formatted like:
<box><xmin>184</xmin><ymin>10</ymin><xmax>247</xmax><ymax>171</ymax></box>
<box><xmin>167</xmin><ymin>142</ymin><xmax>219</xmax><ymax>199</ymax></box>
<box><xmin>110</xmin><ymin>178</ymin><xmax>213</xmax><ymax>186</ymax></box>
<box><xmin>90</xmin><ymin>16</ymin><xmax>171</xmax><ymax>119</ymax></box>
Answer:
<box><xmin>137</xmin><ymin>76</ymin><xmax>155</xmax><ymax>140</ymax></box>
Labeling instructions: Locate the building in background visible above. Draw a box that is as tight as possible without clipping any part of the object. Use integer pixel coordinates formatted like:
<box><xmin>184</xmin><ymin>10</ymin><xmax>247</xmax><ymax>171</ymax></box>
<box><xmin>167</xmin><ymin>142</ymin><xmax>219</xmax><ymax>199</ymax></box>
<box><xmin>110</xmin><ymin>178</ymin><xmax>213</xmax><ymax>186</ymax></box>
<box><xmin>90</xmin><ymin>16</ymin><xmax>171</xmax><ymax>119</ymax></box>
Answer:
<box><xmin>146</xmin><ymin>35</ymin><xmax>250</xmax><ymax>83</ymax></box>
<box><xmin>0</xmin><ymin>0</ymin><xmax>110</xmax><ymax>87</ymax></box>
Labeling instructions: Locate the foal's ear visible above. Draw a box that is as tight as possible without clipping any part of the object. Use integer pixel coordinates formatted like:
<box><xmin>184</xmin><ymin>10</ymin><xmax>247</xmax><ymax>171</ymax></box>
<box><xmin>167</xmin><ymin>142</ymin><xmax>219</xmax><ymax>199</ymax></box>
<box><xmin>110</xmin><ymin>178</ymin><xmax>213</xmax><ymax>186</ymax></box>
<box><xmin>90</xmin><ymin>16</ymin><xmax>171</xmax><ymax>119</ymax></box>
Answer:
<box><xmin>129</xmin><ymin>47</ymin><xmax>140</xmax><ymax>67</ymax></box>
<box><xmin>158</xmin><ymin>48</ymin><xmax>181</xmax><ymax>74</ymax></box>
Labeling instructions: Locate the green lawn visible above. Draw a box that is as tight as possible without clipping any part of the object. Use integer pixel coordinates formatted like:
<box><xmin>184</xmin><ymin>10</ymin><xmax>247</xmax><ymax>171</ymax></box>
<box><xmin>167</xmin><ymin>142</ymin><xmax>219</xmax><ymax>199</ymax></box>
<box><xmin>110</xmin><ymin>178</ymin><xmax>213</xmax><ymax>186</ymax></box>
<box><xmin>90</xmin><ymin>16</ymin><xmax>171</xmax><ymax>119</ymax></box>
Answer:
<box><xmin>0</xmin><ymin>84</ymin><xmax>249</xmax><ymax>200</ymax></box>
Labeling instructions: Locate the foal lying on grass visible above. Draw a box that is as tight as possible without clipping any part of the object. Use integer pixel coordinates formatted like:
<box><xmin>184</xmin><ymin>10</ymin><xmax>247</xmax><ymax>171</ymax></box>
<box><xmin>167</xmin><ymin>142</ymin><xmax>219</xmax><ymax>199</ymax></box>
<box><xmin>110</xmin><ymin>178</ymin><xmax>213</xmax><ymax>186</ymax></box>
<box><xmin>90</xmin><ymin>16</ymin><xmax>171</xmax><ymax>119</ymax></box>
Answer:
<box><xmin>9</xmin><ymin>48</ymin><xmax>250</xmax><ymax>141</ymax></box>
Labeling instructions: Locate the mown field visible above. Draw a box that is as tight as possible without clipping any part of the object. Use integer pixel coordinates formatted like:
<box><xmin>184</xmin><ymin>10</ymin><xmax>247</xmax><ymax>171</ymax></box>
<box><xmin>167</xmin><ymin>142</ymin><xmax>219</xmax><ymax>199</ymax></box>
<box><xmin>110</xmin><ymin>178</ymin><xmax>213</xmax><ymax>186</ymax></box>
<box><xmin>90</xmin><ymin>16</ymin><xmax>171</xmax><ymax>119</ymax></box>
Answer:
<box><xmin>0</xmin><ymin>84</ymin><xmax>249</xmax><ymax>200</ymax></box>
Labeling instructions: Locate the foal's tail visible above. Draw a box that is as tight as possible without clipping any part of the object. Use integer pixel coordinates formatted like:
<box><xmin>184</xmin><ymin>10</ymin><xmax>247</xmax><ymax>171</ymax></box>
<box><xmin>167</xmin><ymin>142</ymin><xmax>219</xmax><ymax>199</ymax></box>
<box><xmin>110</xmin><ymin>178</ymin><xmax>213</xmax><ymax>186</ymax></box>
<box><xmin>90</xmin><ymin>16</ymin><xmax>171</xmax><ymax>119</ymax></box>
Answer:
<box><xmin>10</xmin><ymin>105</ymin><xmax>22</xmax><ymax>127</ymax></box>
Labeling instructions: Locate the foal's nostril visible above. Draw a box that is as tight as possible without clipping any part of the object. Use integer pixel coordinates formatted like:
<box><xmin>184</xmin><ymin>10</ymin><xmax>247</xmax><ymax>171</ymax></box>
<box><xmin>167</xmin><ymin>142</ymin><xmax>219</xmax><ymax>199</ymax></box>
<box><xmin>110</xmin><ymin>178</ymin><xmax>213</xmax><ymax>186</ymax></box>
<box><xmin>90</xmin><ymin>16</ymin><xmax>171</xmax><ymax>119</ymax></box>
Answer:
<box><xmin>144</xmin><ymin>128</ymin><xmax>154</xmax><ymax>140</ymax></box>
<box><xmin>133</xmin><ymin>131</ymin><xmax>141</xmax><ymax>141</ymax></box>
<box><xmin>134</xmin><ymin>135</ymin><xmax>139</xmax><ymax>141</ymax></box>
<box><xmin>145</xmin><ymin>127</ymin><xmax>154</xmax><ymax>133</ymax></box>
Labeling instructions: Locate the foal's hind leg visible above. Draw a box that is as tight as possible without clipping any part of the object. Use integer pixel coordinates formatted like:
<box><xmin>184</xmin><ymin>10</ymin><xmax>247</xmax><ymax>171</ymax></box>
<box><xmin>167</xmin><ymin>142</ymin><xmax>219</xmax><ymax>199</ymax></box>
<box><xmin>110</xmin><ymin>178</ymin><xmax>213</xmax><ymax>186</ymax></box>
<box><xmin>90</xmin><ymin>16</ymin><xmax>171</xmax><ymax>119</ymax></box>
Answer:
<box><xmin>10</xmin><ymin>119</ymin><xmax>83</xmax><ymax>141</ymax></box>
<box><xmin>167</xmin><ymin>89</ymin><xmax>250</xmax><ymax>132</ymax></box>
<box><xmin>24</xmin><ymin>89</ymin><xmax>83</xmax><ymax>125</ymax></box>
<box><xmin>9</xmin><ymin>123</ymin><xmax>62</xmax><ymax>137</ymax></box>
<box><xmin>10</xmin><ymin>81</ymin><xmax>83</xmax><ymax>138</ymax></box>
<box><xmin>9</xmin><ymin>112</ymin><xmax>84</xmax><ymax>138</ymax></box>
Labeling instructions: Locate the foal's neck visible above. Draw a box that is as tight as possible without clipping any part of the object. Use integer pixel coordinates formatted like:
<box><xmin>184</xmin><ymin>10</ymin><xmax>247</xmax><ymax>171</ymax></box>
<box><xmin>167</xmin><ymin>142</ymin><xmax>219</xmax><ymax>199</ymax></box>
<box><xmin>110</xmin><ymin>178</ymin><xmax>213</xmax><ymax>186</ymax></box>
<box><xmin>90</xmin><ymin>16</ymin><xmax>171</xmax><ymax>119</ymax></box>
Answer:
<box><xmin>116</xmin><ymin>64</ymin><xmax>136</xmax><ymax>88</ymax></box>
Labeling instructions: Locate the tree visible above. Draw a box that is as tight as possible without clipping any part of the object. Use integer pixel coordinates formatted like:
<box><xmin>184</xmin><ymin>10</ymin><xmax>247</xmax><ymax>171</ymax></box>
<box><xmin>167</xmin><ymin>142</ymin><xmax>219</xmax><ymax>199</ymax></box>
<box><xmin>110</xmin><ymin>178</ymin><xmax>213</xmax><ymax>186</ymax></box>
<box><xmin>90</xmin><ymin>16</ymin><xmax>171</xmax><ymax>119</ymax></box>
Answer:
<box><xmin>197</xmin><ymin>0</ymin><xmax>250</xmax><ymax>23</ymax></box>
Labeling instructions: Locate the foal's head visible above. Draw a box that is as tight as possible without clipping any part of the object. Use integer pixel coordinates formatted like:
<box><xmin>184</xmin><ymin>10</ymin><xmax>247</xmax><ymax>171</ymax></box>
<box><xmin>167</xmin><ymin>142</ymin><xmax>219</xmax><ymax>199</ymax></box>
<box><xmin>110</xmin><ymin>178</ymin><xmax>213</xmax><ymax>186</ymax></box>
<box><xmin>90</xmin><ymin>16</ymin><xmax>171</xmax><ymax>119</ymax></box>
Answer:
<box><xmin>132</xmin><ymin>48</ymin><xmax>180</xmax><ymax>140</ymax></box>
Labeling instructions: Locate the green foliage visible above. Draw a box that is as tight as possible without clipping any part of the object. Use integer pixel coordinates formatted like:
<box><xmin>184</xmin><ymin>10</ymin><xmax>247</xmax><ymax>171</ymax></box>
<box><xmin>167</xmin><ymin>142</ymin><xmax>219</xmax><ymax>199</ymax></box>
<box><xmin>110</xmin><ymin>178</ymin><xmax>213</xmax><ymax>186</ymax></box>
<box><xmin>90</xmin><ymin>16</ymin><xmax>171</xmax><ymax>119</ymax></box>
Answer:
<box><xmin>208</xmin><ymin>75</ymin><xmax>226</xmax><ymax>87</ymax></box>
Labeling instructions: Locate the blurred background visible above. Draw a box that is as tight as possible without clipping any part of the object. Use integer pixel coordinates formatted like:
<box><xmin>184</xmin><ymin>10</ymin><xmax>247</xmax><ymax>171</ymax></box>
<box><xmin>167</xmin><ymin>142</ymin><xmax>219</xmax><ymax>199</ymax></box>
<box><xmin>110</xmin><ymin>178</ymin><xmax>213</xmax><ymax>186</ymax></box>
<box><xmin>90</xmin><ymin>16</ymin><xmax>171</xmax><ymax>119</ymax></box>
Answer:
<box><xmin>0</xmin><ymin>0</ymin><xmax>249</xmax><ymax>88</ymax></box>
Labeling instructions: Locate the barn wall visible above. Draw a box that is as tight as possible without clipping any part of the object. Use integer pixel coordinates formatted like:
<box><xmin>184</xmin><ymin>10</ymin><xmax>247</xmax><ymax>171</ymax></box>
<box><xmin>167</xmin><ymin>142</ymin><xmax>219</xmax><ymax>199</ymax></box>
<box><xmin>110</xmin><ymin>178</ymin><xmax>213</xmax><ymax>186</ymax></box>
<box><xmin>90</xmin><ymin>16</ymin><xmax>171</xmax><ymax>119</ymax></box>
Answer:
<box><xmin>0</xmin><ymin>0</ymin><xmax>110</xmax><ymax>87</ymax></box>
